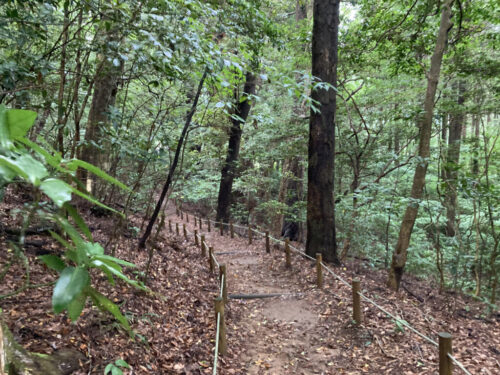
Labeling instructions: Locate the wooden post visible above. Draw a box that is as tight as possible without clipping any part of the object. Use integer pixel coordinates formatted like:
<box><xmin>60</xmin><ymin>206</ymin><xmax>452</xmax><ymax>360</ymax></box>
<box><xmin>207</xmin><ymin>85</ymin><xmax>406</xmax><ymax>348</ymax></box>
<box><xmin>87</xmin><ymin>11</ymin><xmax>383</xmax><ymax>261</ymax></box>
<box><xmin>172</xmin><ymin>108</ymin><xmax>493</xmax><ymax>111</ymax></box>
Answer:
<box><xmin>209</xmin><ymin>247</ymin><xmax>214</xmax><ymax>272</ymax></box>
<box><xmin>439</xmin><ymin>332</ymin><xmax>453</xmax><ymax>375</ymax></box>
<box><xmin>176</xmin><ymin>208</ymin><xmax>179</xmax><ymax>217</ymax></box>
<box><xmin>265</xmin><ymin>231</ymin><xmax>270</xmax><ymax>253</ymax></box>
<box><xmin>201</xmin><ymin>235</ymin><xmax>206</xmax><ymax>257</ymax></box>
<box><xmin>316</xmin><ymin>253</ymin><xmax>323</xmax><ymax>288</ymax></box>
<box><xmin>285</xmin><ymin>238</ymin><xmax>291</xmax><ymax>268</ymax></box>
<box><xmin>219</xmin><ymin>223</ymin><xmax>223</xmax><ymax>236</ymax></box>
<box><xmin>352</xmin><ymin>279</ymin><xmax>362</xmax><ymax>324</ymax></box>
<box><xmin>214</xmin><ymin>297</ymin><xmax>227</xmax><ymax>355</ymax></box>
<box><xmin>186</xmin><ymin>213</ymin><xmax>189</xmax><ymax>223</ymax></box>
<box><xmin>176</xmin><ymin>222</ymin><xmax>179</xmax><ymax>235</ymax></box>
<box><xmin>180</xmin><ymin>211</ymin><xmax>183</xmax><ymax>220</ymax></box>
<box><xmin>168</xmin><ymin>219</ymin><xmax>172</xmax><ymax>233</ymax></box>
<box><xmin>194</xmin><ymin>229</ymin><xmax>199</xmax><ymax>246</ymax></box>
<box><xmin>230</xmin><ymin>222</ymin><xmax>234</xmax><ymax>238</ymax></box>
<box><xmin>183</xmin><ymin>224</ymin><xmax>187</xmax><ymax>240</ymax></box>
<box><xmin>207</xmin><ymin>219</ymin><xmax>211</xmax><ymax>232</ymax></box>
<box><xmin>199</xmin><ymin>217</ymin><xmax>202</xmax><ymax>230</ymax></box>
<box><xmin>248</xmin><ymin>224</ymin><xmax>252</xmax><ymax>245</ymax></box>
<box><xmin>194</xmin><ymin>217</ymin><xmax>197</xmax><ymax>227</ymax></box>
<box><xmin>219</xmin><ymin>264</ymin><xmax>227</xmax><ymax>303</ymax></box>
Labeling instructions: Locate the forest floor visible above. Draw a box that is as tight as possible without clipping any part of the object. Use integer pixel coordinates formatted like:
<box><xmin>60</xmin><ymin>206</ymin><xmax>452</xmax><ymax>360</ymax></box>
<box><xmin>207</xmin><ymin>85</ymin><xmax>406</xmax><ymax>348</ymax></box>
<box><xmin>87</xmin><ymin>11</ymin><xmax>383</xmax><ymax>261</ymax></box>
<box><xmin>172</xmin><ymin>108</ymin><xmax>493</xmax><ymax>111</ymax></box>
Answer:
<box><xmin>0</xmin><ymin>191</ymin><xmax>499</xmax><ymax>374</ymax></box>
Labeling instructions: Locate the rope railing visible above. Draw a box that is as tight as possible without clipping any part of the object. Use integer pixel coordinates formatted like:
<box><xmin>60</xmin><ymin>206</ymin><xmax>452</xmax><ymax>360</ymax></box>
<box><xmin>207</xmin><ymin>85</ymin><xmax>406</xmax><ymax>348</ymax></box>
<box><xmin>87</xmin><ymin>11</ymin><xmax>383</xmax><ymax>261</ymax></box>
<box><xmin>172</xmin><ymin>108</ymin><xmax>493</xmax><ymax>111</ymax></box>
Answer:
<box><xmin>174</xmin><ymin>208</ymin><xmax>472</xmax><ymax>375</ymax></box>
<box><xmin>448</xmin><ymin>354</ymin><xmax>472</xmax><ymax>375</ymax></box>
<box><xmin>212</xmin><ymin>312</ymin><xmax>221</xmax><ymax>375</ymax></box>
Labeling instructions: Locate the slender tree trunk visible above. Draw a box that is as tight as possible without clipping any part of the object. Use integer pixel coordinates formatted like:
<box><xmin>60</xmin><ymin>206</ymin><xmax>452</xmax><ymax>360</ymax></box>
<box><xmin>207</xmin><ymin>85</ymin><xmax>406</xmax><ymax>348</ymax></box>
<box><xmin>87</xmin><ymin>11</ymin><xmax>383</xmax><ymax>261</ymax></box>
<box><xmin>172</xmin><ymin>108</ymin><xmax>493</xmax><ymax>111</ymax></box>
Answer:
<box><xmin>387</xmin><ymin>0</ymin><xmax>454</xmax><ymax>290</ymax></box>
<box><xmin>138</xmin><ymin>70</ymin><xmax>207</xmax><ymax>248</ymax></box>
<box><xmin>216</xmin><ymin>72</ymin><xmax>257</xmax><ymax>224</ymax></box>
<box><xmin>56</xmin><ymin>3</ymin><xmax>69</xmax><ymax>156</ymax></box>
<box><xmin>306</xmin><ymin>0</ymin><xmax>340</xmax><ymax>264</ymax></box>
<box><xmin>445</xmin><ymin>80</ymin><xmax>465</xmax><ymax>237</ymax></box>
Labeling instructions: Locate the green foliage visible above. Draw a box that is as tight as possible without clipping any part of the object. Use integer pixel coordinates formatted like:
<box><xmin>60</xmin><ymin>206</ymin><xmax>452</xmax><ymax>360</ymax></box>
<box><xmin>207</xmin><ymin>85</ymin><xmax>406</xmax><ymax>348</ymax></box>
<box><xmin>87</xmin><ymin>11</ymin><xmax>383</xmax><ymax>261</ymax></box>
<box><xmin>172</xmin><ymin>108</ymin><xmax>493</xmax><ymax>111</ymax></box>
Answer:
<box><xmin>104</xmin><ymin>359</ymin><xmax>131</xmax><ymax>375</ymax></box>
<box><xmin>0</xmin><ymin>105</ymin><xmax>146</xmax><ymax>334</ymax></box>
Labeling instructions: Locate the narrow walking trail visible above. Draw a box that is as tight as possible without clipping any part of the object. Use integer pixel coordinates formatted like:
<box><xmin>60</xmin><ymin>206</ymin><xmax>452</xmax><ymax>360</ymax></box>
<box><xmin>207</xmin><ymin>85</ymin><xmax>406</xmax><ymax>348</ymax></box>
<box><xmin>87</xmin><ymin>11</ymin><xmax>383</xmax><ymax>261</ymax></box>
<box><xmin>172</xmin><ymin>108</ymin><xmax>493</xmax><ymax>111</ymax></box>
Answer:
<box><xmin>167</xmin><ymin>205</ymin><xmax>499</xmax><ymax>375</ymax></box>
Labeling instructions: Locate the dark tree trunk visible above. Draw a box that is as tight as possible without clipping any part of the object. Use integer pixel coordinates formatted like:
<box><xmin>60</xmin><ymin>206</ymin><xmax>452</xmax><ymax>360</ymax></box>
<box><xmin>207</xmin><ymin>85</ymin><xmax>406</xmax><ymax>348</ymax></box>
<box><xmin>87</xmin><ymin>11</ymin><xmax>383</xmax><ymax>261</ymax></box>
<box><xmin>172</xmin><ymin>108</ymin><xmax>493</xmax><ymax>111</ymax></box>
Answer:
<box><xmin>216</xmin><ymin>72</ymin><xmax>257</xmax><ymax>224</ymax></box>
<box><xmin>306</xmin><ymin>0</ymin><xmax>340</xmax><ymax>264</ymax></box>
<box><xmin>282</xmin><ymin>158</ymin><xmax>303</xmax><ymax>241</ymax></box>
<box><xmin>139</xmin><ymin>70</ymin><xmax>207</xmax><ymax>248</ymax></box>
<box><xmin>445</xmin><ymin>80</ymin><xmax>465</xmax><ymax>237</ymax></box>
<box><xmin>387</xmin><ymin>0</ymin><xmax>454</xmax><ymax>290</ymax></box>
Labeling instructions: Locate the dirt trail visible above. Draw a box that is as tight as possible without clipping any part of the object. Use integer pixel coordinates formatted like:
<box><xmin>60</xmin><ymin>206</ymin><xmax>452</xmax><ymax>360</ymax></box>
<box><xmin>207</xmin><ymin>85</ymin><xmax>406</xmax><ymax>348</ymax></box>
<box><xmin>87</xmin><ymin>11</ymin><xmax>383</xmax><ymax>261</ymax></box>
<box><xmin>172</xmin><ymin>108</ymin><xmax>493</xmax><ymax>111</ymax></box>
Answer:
<box><xmin>168</xmin><ymin>206</ymin><xmax>500</xmax><ymax>375</ymax></box>
<box><xmin>168</xmin><ymin>209</ymin><xmax>340</xmax><ymax>374</ymax></box>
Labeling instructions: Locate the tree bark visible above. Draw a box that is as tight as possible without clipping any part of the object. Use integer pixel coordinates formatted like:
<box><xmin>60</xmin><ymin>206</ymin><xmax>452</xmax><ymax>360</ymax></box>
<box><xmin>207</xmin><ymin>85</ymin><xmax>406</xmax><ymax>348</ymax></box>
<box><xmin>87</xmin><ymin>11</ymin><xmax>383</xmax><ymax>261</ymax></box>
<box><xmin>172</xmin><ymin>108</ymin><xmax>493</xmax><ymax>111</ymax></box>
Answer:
<box><xmin>387</xmin><ymin>0</ymin><xmax>454</xmax><ymax>290</ymax></box>
<box><xmin>445</xmin><ymin>80</ymin><xmax>465</xmax><ymax>237</ymax></box>
<box><xmin>306</xmin><ymin>0</ymin><xmax>340</xmax><ymax>264</ymax></box>
<box><xmin>282</xmin><ymin>158</ymin><xmax>303</xmax><ymax>241</ymax></box>
<box><xmin>216</xmin><ymin>72</ymin><xmax>257</xmax><ymax>224</ymax></box>
<box><xmin>1</xmin><ymin>317</ymin><xmax>83</xmax><ymax>374</ymax></box>
<box><xmin>138</xmin><ymin>70</ymin><xmax>207</xmax><ymax>248</ymax></box>
<box><xmin>79</xmin><ymin>11</ymin><xmax>122</xmax><ymax>191</ymax></box>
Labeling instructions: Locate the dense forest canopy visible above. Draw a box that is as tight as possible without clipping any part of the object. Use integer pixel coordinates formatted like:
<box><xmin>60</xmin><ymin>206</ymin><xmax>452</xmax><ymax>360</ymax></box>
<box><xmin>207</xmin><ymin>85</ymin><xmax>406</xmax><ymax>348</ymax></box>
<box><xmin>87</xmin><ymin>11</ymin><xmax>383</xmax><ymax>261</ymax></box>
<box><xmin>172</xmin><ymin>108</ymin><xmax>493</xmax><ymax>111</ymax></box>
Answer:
<box><xmin>0</xmin><ymin>0</ymin><xmax>499</xmax><ymax>367</ymax></box>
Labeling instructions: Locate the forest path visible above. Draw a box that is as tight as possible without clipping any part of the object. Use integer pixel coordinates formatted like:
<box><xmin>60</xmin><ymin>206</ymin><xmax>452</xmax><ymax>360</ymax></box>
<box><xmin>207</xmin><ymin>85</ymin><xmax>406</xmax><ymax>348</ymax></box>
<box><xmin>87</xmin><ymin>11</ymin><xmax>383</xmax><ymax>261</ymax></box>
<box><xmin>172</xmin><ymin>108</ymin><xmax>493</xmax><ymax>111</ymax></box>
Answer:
<box><xmin>166</xmin><ymin>206</ymin><xmax>347</xmax><ymax>374</ymax></box>
<box><xmin>164</xmin><ymin>205</ymin><xmax>499</xmax><ymax>375</ymax></box>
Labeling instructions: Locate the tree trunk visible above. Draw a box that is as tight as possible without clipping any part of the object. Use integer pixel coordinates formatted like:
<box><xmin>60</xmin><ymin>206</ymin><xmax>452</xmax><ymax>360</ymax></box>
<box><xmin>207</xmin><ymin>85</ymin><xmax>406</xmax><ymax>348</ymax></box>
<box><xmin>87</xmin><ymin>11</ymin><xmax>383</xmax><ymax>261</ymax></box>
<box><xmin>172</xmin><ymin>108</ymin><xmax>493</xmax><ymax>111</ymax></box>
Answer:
<box><xmin>445</xmin><ymin>80</ymin><xmax>465</xmax><ymax>237</ymax></box>
<box><xmin>216</xmin><ymin>72</ymin><xmax>257</xmax><ymax>224</ymax></box>
<box><xmin>387</xmin><ymin>0</ymin><xmax>454</xmax><ymax>290</ymax></box>
<box><xmin>1</xmin><ymin>317</ymin><xmax>83</xmax><ymax>374</ymax></box>
<box><xmin>138</xmin><ymin>70</ymin><xmax>207</xmax><ymax>248</ymax></box>
<box><xmin>282</xmin><ymin>157</ymin><xmax>303</xmax><ymax>241</ymax></box>
<box><xmin>79</xmin><ymin>12</ymin><xmax>122</xmax><ymax>192</ymax></box>
<box><xmin>56</xmin><ymin>3</ymin><xmax>69</xmax><ymax>156</ymax></box>
<box><xmin>306</xmin><ymin>0</ymin><xmax>340</xmax><ymax>264</ymax></box>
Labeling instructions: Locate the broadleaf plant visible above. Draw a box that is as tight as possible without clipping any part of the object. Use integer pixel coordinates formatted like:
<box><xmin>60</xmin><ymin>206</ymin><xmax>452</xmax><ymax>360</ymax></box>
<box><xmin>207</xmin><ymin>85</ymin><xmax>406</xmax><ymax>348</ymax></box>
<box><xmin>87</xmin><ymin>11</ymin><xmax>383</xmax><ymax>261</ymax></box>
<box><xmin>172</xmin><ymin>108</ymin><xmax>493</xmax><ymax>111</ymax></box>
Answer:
<box><xmin>0</xmin><ymin>105</ymin><xmax>146</xmax><ymax>335</ymax></box>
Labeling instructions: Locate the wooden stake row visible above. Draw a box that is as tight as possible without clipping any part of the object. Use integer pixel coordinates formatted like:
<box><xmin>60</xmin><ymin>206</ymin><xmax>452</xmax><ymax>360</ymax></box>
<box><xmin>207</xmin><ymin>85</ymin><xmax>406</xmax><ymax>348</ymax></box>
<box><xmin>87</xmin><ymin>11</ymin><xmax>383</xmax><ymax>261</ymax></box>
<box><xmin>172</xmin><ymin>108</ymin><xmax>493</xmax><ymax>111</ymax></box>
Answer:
<box><xmin>174</xmin><ymin>209</ymin><xmax>456</xmax><ymax>374</ymax></box>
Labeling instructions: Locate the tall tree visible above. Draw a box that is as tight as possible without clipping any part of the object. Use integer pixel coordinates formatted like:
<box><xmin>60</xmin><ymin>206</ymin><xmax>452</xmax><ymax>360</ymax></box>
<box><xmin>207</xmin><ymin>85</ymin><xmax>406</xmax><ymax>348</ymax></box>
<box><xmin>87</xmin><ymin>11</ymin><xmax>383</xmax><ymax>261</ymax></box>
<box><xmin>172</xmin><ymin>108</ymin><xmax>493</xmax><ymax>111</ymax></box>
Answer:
<box><xmin>444</xmin><ymin>80</ymin><xmax>465</xmax><ymax>237</ymax></box>
<box><xmin>80</xmin><ymin>10</ymin><xmax>123</xmax><ymax>191</ymax></box>
<box><xmin>387</xmin><ymin>0</ymin><xmax>454</xmax><ymax>290</ymax></box>
<box><xmin>306</xmin><ymin>0</ymin><xmax>340</xmax><ymax>264</ymax></box>
<box><xmin>139</xmin><ymin>70</ymin><xmax>208</xmax><ymax>248</ymax></box>
<box><xmin>216</xmin><ymin>71</ymin><xmax>257</xmax><ymax>224</ymax></box>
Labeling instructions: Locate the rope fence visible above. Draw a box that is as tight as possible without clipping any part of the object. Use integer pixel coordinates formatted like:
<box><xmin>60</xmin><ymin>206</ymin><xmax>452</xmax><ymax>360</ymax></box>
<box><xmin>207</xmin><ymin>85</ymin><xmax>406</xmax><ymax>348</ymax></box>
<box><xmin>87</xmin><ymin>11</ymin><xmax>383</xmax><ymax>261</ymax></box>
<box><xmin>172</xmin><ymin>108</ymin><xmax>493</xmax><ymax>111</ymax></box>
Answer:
<box><xmin>172</xmin><ymin>207</ymin><xmax>471</xmax><ymax>375</ymax></box>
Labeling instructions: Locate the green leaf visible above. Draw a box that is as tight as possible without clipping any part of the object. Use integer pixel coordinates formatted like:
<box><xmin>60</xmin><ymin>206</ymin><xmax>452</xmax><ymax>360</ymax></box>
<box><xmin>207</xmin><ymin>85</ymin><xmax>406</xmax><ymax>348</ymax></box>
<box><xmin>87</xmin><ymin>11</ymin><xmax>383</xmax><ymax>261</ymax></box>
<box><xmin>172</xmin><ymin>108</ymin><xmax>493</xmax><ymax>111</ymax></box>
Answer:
<box><xmin>104</xmin><ymin>364</ymin><xmax>114</xmax><ymax>375</ymax></box>
<box><xmin>0</xmin><ymin>164</ymin><xmax>16</xmax><ymax>182</ymax></box>
<box><xmin>69</xmin><ymin>185</ymin><xmax>123</xmax><ymax>217</ymax></box>
<box><xmin>111</xmin><ymin>367</ymin><xmax>123</xmax><ymax>375</ymax></box>
<box><xmin>81</xmin><ymin>242</ymin><xmax>104</xmax><ymax>257</ymax></box>
<box><xmin>64</xmin><ymin>204</ymin><xmax>92</xmax><ymax>241</ymax></box>
<box><xmin>18</xmin><ymin>138</ymin><xmax>64</xmax><ymax>172</ymax></box>
<box><xmin>91</xmin><ymin>259</ymin><xmax>147</xmax><ymax>291</ymax></box>
<box><xmin>67</xmin><ymin>292</ymin><xmax>87</xmax><ymax>321</ymax></box>
<box><xmin>87</xmin><ymin>288</ymin><xmax>132</xmax><ymax>335</ymax></box>
<box><xmin>94</xmin><ymin>254</ymin><xmax>136</xmax><ymax>268</ymax></box>
<box><xmin>6</xmin><ymin>109</ymin><xmax>37</xmax><ymax>140</ymax></box>
<box><xmin>52</xmin><ymin>267</ymin><xmax>90</xmax><ymax>313</ymax></box>
<box><xmin>40</xmin><ymin>178</ymin><xmax>72</xmax><ymax>207</ymax></box>
<box><xmin>54</xmin><ymin>217</ymin><xmax>85</xmax><ymax>249</ymax></box>
<box><xmin>114</xmin><ymin>359</ymin><xmax>130</xmax><ymax>369</ymax></box>
<box><xmin>0</xmin><ymin>105</ymin><xmax>13</xmax><ymax>149</ymax></box>
<box><xmin>39</xmin><ymin>254</ymin><xmax>66</xmax><ymax>272</ymax></box>
<box><xmin>0</xmin><ymin>154</ymin><xmax>48</xmax><ymax>186</ymax></box>
<box><xmin>66</xmin><ymin>159</ymin><xmax>130</xmax><ymax>191</ymax></box>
